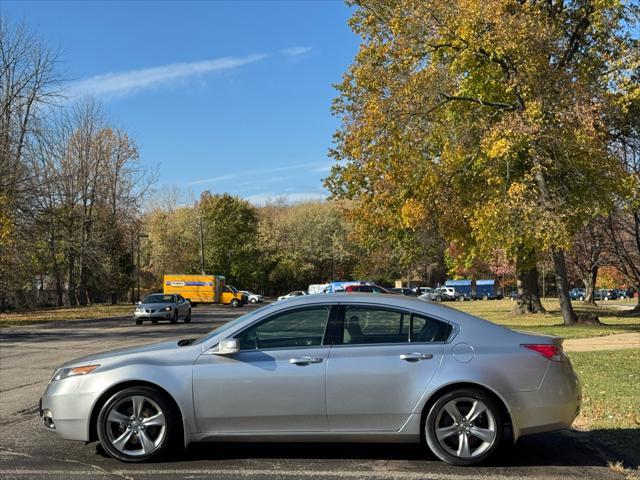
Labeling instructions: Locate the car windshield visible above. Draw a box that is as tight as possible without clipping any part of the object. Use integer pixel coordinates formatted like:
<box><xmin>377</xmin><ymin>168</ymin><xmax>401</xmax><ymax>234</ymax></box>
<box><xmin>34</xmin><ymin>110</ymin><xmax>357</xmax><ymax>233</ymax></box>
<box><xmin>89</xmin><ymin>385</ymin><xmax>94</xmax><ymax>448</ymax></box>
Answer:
<box><xmin>193</xmin><ymin>304</ymin><xmax>276</xmax><ymax>345</ymax></box>
<box><xmin>227</xmin><ymin>285</ymin><xmax>238</xmax><ymax>294</ymax></box>
<box><xmin>143</xmin><ymin>294</ymin><xmax>174</xmax><ymax>303</ymax></box>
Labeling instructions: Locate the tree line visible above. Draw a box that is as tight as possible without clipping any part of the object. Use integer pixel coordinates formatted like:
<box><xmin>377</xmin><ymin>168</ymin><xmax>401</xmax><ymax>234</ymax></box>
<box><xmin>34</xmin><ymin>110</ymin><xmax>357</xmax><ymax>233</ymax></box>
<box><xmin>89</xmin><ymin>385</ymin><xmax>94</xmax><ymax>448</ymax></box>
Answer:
<box><xmin>1</xmin><ymin>19</ymin><xmax>153</xmax><ymax>309</ymax></box>
<box><xmin>1</xmin><ymin>9</ymin><xmax>638</xmax><ymax>317</ymax></box>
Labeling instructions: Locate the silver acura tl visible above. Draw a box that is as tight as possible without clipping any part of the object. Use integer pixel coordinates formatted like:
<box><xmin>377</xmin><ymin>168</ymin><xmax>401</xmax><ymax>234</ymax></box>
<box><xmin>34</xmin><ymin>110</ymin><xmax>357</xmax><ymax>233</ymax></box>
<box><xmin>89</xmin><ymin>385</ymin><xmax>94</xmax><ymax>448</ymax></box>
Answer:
<box><xmin>40</xmin><ymin>294</ymin><xmax>581</xmax><ymax>466</ymax></box>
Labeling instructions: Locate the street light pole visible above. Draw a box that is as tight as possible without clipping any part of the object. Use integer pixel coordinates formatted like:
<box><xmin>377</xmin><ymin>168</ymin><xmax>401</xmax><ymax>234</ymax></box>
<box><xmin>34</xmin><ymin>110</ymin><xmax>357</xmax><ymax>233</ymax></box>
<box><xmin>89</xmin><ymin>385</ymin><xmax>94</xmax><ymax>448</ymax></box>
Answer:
<box><xmin>198</xmin><ymin>215</ymin><xmax>206</xmax><ymax>275</ymax></box>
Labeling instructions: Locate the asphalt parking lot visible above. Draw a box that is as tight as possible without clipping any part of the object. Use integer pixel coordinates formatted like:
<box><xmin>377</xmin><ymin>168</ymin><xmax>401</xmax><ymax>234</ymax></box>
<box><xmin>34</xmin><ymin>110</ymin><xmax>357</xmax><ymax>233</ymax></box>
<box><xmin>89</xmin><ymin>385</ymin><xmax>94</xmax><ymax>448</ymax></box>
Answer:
<box><xmin>0</xmin><ymin>304</ymin><xmax>629</xmax><ymax>480</ymax></box>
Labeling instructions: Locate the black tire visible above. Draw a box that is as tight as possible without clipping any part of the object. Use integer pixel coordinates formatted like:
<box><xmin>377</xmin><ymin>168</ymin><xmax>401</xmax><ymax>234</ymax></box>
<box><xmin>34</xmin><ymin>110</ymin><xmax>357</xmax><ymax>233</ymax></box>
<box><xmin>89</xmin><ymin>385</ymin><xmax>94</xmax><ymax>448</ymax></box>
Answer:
<box><xmin>436</xmin><ymin>296</ymin><xmax>442</xmax><ymax>302</ymax></box>
<box><xmin>250</xmin><ymin>298</ymin><xmax>257</xmax><ymax>304</ymax></box>
<box><xmin>424</xmin><ymin>388</ymin><xmax>503</xmax><ymax>466</ymax></box>
<box><xmin>482</xmin><ymin>295</ymin><xmax>488</xmax><ymax>301</ymax></box>
<box><xmin>135</xmin><ymin>319</ymin><xmax>143</xmax><ymax>325</ymax></box>
<box><xmin>231</xmin><ymin>298</ymin><xmax>240</xmax><ymax>307</ymax></box>
<box><xmin>184</xmin><ymin>309</ymin><xmax>191</xmax><ymax>323</ymax></box>
<box><xmin>170</xmin><ymin>311</ymin><xmax>178</xmax><ymax>324</ymax></box>
<box><xmin>96</xmin><ymin>386</ymin><xmax>179</xmax><ymax>462</ymax></box>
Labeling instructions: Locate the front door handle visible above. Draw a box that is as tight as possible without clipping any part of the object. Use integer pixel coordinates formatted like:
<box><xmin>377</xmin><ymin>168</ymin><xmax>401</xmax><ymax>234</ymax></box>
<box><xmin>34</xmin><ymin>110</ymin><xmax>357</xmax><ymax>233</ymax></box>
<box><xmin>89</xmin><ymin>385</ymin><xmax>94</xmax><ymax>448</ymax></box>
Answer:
<box><xmin>400</xmin><ymin>352</ymin><xmax>434</xmax><ymax>362</ymax></box>
<box><xmin>289</xmin><ymin>356</ymin><xmax>323</xmax><ymax>366</ymax></box>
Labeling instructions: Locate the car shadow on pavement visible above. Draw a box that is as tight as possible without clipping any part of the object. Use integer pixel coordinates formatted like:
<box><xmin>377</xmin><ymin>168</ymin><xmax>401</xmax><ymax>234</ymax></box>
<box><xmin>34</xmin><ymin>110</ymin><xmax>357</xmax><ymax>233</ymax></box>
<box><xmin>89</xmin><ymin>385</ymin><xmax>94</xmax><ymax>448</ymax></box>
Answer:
<box><xmin>95</xmin><ymin>429</ymin><xmax>638</xmax><ymax>469</ymax></box>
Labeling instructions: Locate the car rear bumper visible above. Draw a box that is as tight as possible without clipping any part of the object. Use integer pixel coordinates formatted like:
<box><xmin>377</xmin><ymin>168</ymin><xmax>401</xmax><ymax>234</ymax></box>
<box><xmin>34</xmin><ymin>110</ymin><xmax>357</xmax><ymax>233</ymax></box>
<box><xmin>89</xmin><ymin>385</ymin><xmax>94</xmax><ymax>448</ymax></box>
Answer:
<box><xmin>503</xmin><ymin>360</ymin><xmax>581</xmax><ymax>440</ymax></box>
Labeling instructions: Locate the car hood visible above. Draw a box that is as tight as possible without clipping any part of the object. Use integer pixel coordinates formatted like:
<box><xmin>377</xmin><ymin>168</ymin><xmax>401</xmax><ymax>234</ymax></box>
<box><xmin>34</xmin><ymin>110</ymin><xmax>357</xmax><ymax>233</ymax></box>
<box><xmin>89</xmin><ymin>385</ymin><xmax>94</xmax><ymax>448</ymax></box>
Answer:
<box><xmin>57</xmin><ymin>340</ymin><xmax>181</xmax><ymax>368</ymax></box>
<box><xmin>138</xmin><ymin>303</ymin><xmax>174</xmax><ymax>309</ymax></box>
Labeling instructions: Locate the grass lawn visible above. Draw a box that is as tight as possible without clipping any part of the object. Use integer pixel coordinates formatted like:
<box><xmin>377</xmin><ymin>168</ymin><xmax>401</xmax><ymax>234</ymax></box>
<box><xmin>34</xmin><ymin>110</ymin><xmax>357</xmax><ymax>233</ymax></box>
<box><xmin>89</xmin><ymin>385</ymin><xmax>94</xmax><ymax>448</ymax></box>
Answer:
<box><xmin>568</xmin><ymin>348</ymin><xmax>640</xmax><ymax>467</ymax></box>
<box><xmin>448</xmin><ymin>298</ymin><xmax>640</xmax><ymax>339</ymax></box>
<box><xmin>0</xmin><ymin>304</ymin><xmax>133</xmax><ymax>327</ymax></box>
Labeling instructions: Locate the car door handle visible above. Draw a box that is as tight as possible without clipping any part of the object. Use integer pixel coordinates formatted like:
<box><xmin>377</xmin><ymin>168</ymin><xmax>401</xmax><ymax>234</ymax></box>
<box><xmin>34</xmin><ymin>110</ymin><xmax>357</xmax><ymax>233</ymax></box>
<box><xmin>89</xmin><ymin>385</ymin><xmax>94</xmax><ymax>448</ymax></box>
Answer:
<box><xmin>289</xmin><ymin>356</ymin><xmax>323</xmax><ymax>366</ymax></box>
<box><xmin>399</xmin><ymin>353</ymin><xmax>434</xmax><ymax>362</ymax></box>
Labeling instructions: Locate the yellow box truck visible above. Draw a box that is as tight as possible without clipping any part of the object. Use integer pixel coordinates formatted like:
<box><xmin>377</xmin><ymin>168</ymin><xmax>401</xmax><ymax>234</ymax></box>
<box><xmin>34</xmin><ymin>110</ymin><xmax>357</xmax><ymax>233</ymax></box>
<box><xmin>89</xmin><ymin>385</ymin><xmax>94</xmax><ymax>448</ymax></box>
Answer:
<box><xmin>163</xmin><ymin>274</ymin><xmax>244</xmax><ymax>306</ymax></box>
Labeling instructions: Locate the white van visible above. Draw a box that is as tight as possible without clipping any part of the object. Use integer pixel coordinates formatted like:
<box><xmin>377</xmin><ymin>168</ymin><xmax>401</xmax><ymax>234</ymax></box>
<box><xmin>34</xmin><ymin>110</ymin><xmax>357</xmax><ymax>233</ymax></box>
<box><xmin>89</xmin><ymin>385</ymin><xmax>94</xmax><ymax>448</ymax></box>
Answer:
<box><xmin>308</xmin><ymin>284</ymin><xmax>329</xmax><ymax>295</ymax></box>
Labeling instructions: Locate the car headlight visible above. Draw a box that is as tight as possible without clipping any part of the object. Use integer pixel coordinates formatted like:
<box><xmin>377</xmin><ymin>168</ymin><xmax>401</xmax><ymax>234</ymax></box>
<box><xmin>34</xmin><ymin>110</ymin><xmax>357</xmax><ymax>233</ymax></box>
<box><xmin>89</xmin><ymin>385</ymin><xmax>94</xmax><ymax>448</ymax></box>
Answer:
<box><xmin>164</xmin><ymin>306</ymin><xmax>172</xmax><ymax>311</ymax></box>
<box><xmin>51</xmin><ymin>365</ymin><xmax>99</xmax><ymax>382</ymax></box>
<box><xmin>135</xmin><ymin>307</ymin><xmax>142</xmax><ymax>312</ymax></box>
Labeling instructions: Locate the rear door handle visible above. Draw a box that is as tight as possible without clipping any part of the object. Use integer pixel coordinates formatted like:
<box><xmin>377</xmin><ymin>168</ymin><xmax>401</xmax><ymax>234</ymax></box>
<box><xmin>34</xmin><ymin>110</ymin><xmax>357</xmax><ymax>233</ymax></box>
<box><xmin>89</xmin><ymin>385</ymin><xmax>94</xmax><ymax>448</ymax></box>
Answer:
<box><xmin>400</xmin><ymin>352</ymin><xmax>434</xmax><ymax>362</ymax></box>
<box><xmin>289</xmin><ymin>356</ymin><xmax>323</xmax><ymax>366</ymax></box>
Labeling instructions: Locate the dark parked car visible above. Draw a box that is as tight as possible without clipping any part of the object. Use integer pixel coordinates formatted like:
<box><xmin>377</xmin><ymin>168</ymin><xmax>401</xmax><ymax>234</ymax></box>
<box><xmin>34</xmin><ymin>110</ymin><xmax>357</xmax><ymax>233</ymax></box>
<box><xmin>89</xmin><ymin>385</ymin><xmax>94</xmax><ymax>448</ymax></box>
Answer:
<box><xmin>614</xmin><ymin>288</ymin><xmax>633</xmax><ymax>299</ymax></box>
<box><xmin>569</xmin><ymin>288</ymin><xmax>586</xmax><ymax>301</ymax></box>
<box><xmin>390</xmin><ymin>287</ymin><xmax>416</xmax><ymax>296</ymax></box>
<box><xmin>594</xmin><ymin>289</ymin><xmax>617</xmax><ymax>301</ymax></box>
<box><xmin>345</xmin><ymin>284</ymin><xmax>391</xmax><ymax>294</ymax></box>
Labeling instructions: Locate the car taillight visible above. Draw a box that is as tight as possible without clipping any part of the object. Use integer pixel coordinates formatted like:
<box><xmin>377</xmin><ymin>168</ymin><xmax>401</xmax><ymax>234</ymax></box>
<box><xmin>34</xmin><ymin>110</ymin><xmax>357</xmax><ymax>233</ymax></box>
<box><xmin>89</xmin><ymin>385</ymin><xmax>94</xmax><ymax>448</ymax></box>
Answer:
<box><xmin>521</xmin><ymin>344</ymin><xmax>564</xmax><ymax>361</ymax></box>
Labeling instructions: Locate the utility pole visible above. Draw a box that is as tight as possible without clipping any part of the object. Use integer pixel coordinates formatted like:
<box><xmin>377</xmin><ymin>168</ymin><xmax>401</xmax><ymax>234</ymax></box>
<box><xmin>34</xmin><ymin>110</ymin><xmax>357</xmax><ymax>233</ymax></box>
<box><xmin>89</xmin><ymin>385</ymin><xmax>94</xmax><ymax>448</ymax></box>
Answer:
<box><xmin>198</xmin><ymin>214</ymin><xmax>206</xmax><ymax>275</ymax></box>
<box><xmin>137</xmin><ymin>234</ymin><xmax>149</xmax><ymax>302</ymax></box>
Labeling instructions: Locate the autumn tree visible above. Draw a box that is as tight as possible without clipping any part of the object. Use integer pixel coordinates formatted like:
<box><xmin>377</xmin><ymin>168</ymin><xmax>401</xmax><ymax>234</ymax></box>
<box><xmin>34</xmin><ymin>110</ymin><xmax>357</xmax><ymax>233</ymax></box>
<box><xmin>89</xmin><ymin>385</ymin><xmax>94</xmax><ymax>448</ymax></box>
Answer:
<box><xmin>327</xmin><ymin>0</ymin><xmax>637</xmax><ymax>324</ymax></box>
<box><xmin>199</xmin><ymin>192</ymin><xmax>262</xmax><ymax>289</ymax></box>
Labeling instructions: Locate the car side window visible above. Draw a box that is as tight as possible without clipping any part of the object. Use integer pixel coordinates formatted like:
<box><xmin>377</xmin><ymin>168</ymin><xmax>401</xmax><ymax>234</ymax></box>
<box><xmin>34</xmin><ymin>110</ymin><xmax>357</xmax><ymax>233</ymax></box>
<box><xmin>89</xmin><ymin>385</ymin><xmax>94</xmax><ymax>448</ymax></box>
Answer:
<box><xmin>411</xmin><ymin>314</ymin><xmax>453</xmax><ymax>342</ymax></box>
<box><xmin>342</xmin><ymin>307</ymin><xmax>408</xmax><ymax>345</ymax></box>
<box><xmin>235</xmin><ymin>307</ymin><xmax>331</xmax><ymax>351</ymax></box>
<box><xmin>341</xmin><ymin>307</ymin><xmax>453</xmax><ymax>345</ymax></box>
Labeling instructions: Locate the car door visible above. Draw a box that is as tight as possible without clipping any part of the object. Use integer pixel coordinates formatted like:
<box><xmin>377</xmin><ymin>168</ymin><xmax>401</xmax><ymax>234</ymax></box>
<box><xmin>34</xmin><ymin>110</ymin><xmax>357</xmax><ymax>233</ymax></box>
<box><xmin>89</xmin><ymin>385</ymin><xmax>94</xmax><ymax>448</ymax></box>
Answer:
<box><xmin>326</xmin><ymin>304</ymin><xmax>451</xmax><ymax>431</ymax></box>
<box><xmin>192</xmin><ymin>305</ymin><xmax>335</xmax><ymax>433</ymax></box>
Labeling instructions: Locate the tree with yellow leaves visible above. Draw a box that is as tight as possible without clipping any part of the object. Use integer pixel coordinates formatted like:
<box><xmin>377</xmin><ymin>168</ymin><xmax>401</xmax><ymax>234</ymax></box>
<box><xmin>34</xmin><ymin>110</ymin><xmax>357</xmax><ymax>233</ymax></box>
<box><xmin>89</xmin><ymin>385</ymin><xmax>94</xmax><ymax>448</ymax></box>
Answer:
<box><xmin>327</xmin><ymin>0</ymin><xmax>638</xmax><ymax>324</ymax></box>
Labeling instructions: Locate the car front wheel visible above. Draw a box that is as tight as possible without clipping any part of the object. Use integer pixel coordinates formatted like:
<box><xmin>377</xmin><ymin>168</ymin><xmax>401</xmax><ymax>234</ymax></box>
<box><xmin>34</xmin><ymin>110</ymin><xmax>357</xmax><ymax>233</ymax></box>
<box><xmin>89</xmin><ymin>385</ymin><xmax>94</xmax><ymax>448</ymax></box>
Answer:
<box><xmin>97</xmin><ymin>386</ymin><xmax>178</xmax><ymax>462</ymax></box>
<box><xmin>425</xmin><ymin>388</ymin><xmax>503</xmax><ymax>466</ymax></box>
<box><xmin>184</xmin><ymin>309</ymin><xmax>191</xmax><ymax>323</ymax></box>
<box><xmin>231</xmin><ymin>298</ymin><xmax>240</xmax><ymax>307</ymax></box>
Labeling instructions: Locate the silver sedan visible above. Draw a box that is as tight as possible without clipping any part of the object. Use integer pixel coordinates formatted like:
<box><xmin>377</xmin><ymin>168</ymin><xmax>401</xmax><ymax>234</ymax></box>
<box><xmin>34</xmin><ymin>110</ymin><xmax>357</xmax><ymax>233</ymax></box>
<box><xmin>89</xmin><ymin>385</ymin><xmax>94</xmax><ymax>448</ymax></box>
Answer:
<box><xmin>40</xmin><ymin>294</ymin><xmax>580</xmax><ymax>466</ymax></box>
<box><xmin>133</xmin><ymin>294</ymin><xmax>191</xmax><ymax>325</ymax></box>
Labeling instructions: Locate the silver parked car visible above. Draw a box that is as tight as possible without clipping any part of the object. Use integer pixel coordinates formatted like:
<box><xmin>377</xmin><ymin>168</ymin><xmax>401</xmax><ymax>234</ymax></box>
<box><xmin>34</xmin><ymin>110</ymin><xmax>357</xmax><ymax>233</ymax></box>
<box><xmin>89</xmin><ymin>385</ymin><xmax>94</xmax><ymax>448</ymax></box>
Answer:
<box><xmin>133</xmin><ymin>294</ymin><xmax>191</xmax><ymax>325</ymax></box>
<box><xmin>240</xmin><ymin>290</ymin><xmax>264</xmax><ymax>304</ymax></box>
<box><xmin>40</xmin><ymin>294</ymin><xmax>580</xmax><ymax>466</ymax></box>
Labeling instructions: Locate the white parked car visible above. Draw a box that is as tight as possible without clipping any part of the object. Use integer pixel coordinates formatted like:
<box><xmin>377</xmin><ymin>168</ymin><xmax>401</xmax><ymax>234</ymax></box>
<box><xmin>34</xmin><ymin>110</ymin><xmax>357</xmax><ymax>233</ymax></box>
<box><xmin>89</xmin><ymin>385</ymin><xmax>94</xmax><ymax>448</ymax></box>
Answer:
<box><xmin>240</xmin><ymin>291</ymin><xmax>264</xmax><ymax>304</ymax></box>
<box><xmin>277</xmin><ymin>291</ymin><xmax>307</xmax><ymax>301</ymax></box>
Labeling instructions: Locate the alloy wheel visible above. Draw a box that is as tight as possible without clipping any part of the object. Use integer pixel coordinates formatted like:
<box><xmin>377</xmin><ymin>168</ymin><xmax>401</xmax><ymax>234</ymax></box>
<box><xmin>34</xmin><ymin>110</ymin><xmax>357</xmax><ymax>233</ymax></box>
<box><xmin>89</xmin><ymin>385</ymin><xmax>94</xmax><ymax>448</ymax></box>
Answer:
<box><xmin>433</xmin><ymin>397</ymin><xmax>497</xmax><ymax>459</ymax></box>
<box><xmin>105</xmin><ymin>395</ymin><xmax>166</xmax><ymax>457</ymax></box>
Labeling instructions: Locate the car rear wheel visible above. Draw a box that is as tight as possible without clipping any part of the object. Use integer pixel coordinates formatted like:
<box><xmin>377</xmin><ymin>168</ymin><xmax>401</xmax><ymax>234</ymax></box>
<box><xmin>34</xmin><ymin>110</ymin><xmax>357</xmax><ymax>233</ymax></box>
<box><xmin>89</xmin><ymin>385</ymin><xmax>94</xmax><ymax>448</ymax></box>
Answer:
<box><xmin>184</xmin><ymin>309</ymin><xmax>191</xmax><ymax>323</ymax></box>
<box><xmin>97</xmin><ymin>386</ymin><xmax>177</xmax><ymax>462</ymax></box>
<box><xmin>425</xmin><ymin>388</ymin><xmax>503</xmax><ymax>466</ymax></box>
<box><xmin>250</xmin><ymin>298</ymin><xmax>257</xmax><ymax>304</ymax></box>
<box><xmin>231</xmin><ymin>298</ymin><xmax>240</xmax><ymax>307</ymax></box>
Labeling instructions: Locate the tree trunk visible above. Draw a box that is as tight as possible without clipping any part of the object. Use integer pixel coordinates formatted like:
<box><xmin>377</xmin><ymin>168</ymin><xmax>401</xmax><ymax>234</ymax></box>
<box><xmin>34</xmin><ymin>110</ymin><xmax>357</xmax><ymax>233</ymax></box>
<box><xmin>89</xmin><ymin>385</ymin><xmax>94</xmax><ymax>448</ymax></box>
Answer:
<box><xmin>551</xmin><ymin>249</ymin><xmax>578</xmax><ymax>325</ymax></box>
<box><xmin>514</xmin><ymin>266</ymin><xmax>546</xmax><ymax>314</ymax></box>
<box><xmin>583</xmin><ymin>266</ymin><xmax>598</xmax><ymax>305</ymax></box>
<box><xmin>67</xmin><ymin>254</ymin><xmax>77</xmax><ymax>306</ymax></box>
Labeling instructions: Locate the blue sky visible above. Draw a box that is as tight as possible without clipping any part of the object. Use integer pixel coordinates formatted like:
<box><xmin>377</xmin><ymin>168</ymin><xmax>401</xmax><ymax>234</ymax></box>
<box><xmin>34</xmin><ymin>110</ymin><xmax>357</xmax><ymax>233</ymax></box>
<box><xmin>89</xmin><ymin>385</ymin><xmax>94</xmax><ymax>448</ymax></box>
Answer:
<box><xmin>2</xmin><ymin>0</ymin><xmax>359</xmax><ymax>204</ymax></box>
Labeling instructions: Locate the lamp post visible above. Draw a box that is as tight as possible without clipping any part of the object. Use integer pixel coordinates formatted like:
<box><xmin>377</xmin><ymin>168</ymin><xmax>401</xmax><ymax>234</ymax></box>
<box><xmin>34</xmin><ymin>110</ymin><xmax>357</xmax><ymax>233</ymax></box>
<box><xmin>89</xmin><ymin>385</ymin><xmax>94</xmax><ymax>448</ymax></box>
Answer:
<box><xmin>137</xmin><ymin>233</ymin><xmax>149</xmax><ymax>302</ymax></box>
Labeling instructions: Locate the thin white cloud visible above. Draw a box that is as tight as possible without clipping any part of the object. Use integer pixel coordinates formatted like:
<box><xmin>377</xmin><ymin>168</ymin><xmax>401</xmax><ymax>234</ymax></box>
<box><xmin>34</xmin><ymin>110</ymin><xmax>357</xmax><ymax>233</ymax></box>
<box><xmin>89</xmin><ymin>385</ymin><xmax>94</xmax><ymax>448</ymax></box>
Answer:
<box><xmin>281</xmin><ymin>46</ymin><xmax>312</xmax><ymax>57</ymax></box>
<box><xmin>189</xmin><ymin>161</ymin><xmax>328</xmax><ymax>186</ymax></box>
<box><xmin>65</xmin><ymin>53</ymin><xmax>268</xmax><ymax>99</ymax></box>
<box><xmin>245</xmin><ymin>191</ymin><xmax>327</xmax><ymax>206</ymax></box>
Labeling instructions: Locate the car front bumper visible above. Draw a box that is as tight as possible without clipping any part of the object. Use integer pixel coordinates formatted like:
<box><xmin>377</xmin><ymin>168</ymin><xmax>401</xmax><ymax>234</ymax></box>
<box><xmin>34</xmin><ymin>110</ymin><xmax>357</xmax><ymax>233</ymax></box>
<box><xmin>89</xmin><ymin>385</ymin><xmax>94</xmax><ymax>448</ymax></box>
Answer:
<box><xmin>133</xmin><ymin>309</ymin><xmax>174</xmax><ymax>320</ymax></box>
<box><xmin>40</xmin><ymin>377</ymin><xmax>98</xmax><ymax>442</ymax></box>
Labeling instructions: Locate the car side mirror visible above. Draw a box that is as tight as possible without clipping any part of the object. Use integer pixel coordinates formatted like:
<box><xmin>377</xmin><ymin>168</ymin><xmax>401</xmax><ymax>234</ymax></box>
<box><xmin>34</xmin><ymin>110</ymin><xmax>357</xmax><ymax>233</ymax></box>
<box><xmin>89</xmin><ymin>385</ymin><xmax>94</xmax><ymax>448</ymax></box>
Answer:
<box><xmin>215</xmin><ymin>338</ymin><xmax>240</xmax><ymax>355</ymax></box>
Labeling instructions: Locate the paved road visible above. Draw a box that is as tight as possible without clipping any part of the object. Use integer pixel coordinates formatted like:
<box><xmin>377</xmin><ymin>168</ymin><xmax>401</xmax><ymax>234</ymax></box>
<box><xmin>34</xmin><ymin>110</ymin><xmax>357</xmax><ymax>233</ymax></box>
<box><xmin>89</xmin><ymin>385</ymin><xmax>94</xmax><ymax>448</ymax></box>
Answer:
<box><xmin>0</xmin><ymin>304</ymin><xmax>629</xmax><ymax>479</ymax></box>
